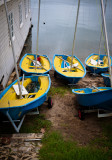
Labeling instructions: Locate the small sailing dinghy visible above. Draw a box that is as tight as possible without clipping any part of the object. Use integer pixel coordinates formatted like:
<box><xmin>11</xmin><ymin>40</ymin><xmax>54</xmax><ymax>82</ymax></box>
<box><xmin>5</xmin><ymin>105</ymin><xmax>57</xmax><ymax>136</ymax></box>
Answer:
<box><xmin>53</xmin><ymin>54</ymin><xmax>86</xmax><ymax>84</ymax></box>
<box><xmin>20</xmin><ymin>53</ymin><xmax>52</xmax><ymax>75</ymax></box>
<box><xmin>85</xmin><ymin>0</ymin><xmax>112</xmax><ymax>74</ymax></box>
<box><xmin>1</xmin><ymin>0</ymin><xmax>52</xmax><ymax>132</ymax></box>
<box><xmin>53</xmin><ymin>0</ymin><xmax>86</xmax><ymax>84</ymax></box>
<box><xmin>72</xmin><ymin>87</ymin><xmax>112</xmax><ymax>110</ymax></box>
<box><xmin>85</xmin><ymin>53</ymin><xmax>112</xmax><ymax>74</ymax></box>
<box><xmin>0</xmin><ymin>74</ymin><xmax>51</xmax><ymax>120</ymax></box>
<box><xmin>20</xmin><ymin>0</ymin><xmax>52</xmax><ymax>75</ymax></box>
<box><xmin>72</xmin><ymin>0</ymin><xmax>112</xmax><ymax>119</ymax></box>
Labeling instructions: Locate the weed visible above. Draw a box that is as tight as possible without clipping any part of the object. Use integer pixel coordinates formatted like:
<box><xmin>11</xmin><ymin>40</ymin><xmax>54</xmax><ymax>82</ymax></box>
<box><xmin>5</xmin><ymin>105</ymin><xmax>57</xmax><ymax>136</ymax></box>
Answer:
<box><xmin>39</xmin><ymin>131</ymin><xmax>112</xmax><ymax>160</ymax></box>
<box><xmin>20</xmin><ymin>114</ymin><xmax>51</xmax><ymax>133</ymax></box>
<box><xmin>48</xmin><ymin>86</ymin><xmax>71</xmax><ymax>96</ymax></box>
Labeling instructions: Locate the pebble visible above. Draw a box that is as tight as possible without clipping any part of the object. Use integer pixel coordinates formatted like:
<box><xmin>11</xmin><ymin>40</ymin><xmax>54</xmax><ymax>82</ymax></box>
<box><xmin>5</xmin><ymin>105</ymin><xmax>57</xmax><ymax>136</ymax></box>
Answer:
<box><xmin>0</xmin><ymin>133</ymin><xmax>43</xmax><ymax>159</ymax></box>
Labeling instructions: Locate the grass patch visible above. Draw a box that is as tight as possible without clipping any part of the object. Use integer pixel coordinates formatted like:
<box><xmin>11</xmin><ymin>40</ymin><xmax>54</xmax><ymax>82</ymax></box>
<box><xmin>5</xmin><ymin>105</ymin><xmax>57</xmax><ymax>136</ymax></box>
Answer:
<box><xmin>0</xmin><ymin>113</ymin><xmax>51</xmax><ymax>134</ymax></box>
<box><xmin>39</xmin><ymin>130</ymin><xmax>112</xmax><ymax>160</ymax></box>
<box><xmin>48</xmin><ymin>86</ymin><xmax>71</xmax><ymax>96</ymax></box>
<box><xmin>20</xmin><ymin>114</ymin><xmax>51</xmax><ymax>133</ymax></box>
<box><xmin>91</xmin><ymin>121</ymin><xmax>112</xmax><ymax>151</ymax></box>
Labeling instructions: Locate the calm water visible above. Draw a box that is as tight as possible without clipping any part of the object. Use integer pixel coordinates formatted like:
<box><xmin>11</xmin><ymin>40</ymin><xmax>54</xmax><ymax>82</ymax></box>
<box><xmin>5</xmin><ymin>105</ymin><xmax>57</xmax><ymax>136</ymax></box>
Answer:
<box><xmin>31</xmin><ymin>0</ymin><xmax>112</xmax><ymax>63</ymax></box>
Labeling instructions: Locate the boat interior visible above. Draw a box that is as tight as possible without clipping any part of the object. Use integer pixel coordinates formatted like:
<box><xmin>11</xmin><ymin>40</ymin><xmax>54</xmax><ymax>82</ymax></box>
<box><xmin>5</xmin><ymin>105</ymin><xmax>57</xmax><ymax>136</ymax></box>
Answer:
<box><xmin>86</xmin><ymin>55</ymin><xmax>111</xmax><ymax>67</ymax></box>
<box><xmin>21</xmin><ymin>54</ymin><xmax>50</xmax><ymax>73</ymax></box>
<box><xmin>0</xmin><ymin>76</ymin><xmax>49</xmax><ymax>108</ymax></box>
<box><xmin>54</xmin><ymin>55</ymin><xmax>85</xmax><ymax>77</ymax></box>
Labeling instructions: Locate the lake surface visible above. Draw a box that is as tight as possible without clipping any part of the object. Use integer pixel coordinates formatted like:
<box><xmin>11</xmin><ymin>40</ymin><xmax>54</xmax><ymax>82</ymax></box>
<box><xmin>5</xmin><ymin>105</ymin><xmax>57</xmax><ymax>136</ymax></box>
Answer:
<box><xmin>31</xmin><ymin>0</ymin><xmax>112</xmax><ymax>62</ymax></box>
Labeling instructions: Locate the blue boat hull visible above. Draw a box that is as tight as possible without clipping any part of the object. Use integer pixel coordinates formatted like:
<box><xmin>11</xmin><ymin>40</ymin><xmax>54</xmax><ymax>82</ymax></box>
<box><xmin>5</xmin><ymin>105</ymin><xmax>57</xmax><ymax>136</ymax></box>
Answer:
<box><xmin>0</xmin><ymin>75</ymin><xmax>51</xmax><ymax>120</ymax></box>
<box><xmin>53</xmin><ymin>54</ymin><xmax>86</xmax><ymax>84</ymax></box>
<box><xmin>86</xmin><ymin>65</ymin><xmax>108</xmax><ymax>74</ymax></box>
<box><xmin>85</xmin><ymin>53</ymin><xmax>112</xmax><ymax>74</ymax></box>
<box><xmin>101</xmin><ymin>73</ymin><xmax>110</xmax><ymax>87</ymax></box>
<box><xmin>19</xmin><ymin>53</ymin><xmax>52</xmax><ymax>75</ymax></box>
<box><xmin>55</xmin><ymin>71</ymin><xmax>81</xmax><ymax>84</ymax></box>
<box><xmin>72</xmin><ymin>87</ymin><xmax>112</xmax><ymax>111</ymax></box>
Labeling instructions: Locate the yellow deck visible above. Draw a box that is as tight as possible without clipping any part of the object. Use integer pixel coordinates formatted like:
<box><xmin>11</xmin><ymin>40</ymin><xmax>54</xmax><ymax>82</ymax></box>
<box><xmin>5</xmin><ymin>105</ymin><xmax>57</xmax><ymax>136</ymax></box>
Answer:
<box><xmin>0</xmin><ymin>76</ymin><xmax>49</xmax><ymax>108</ymax></box>
<box><xmin>54</xmin><ymin>56</ymin><xmax>85</xmax><ymax>77</ymax></box>
<box><xmin>21</xmin><ymin>55</ymin><xmax>50</xmax><ymax>73</ymax></box>
<box><xmin>86</xmin><ymin>55</ymin><xmax>111</xmax><ymax>67</ymax></box>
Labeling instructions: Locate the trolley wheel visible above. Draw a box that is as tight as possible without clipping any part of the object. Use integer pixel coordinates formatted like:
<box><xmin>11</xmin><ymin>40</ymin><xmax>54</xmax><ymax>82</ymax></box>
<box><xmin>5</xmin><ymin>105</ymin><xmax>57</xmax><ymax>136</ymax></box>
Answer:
<box><xmin>78</xmin><ymin>109</ymin><xmax>85</xmax><ymax>120</ymax></box>
<box><xmin>54</xmin><ymin>71</ymin><xmax>57</xmax><ymax>78</ymax></box>
<box><xmin>48</xmin><ymin>97</ymin><xmax>53</xmax><ymax>109</ymax></box>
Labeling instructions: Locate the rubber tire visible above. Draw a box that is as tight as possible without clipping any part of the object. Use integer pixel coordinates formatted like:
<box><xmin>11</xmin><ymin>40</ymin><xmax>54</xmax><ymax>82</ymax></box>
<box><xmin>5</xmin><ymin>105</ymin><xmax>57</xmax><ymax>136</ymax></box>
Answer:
<box><xmin>48</xmin><ymin>97</ymin><xmax>53</xmax><ymax>109</ymax></box>
<box><xmin>78</xmin><ymin>109</ymin><xmax>85</xmax><ymax>120</ymax></box>
<box><xmin>54</xmin><ymin>71</ymin><xmax>57</xmax><ymax>78</ymax></box>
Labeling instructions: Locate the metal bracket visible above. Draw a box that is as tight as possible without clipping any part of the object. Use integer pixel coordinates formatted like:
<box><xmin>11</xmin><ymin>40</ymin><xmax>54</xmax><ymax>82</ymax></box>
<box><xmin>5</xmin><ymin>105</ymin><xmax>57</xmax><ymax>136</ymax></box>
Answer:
<box><xmin>6</xmin><ymin>111</ymin><xmax>25</xmax><ymax>133</ymax></box>
<box><xmin>98</xmin><ymin>109</ymin><xmax>112</xmax><ymax>118</ymax></box>
<box><xmin>83</xmin><ymin>108</ymin><xmax>112</xmax><ymax>118</ymax></box>
<box><xmin>3</xmin><ymin>108</ymin><xmax>39</xmax><ymax>133</ymax></box>
<box><xmin>26</xmin><ymin>107</ymin><xmax>39</xmax><ymax>115</ymax></box>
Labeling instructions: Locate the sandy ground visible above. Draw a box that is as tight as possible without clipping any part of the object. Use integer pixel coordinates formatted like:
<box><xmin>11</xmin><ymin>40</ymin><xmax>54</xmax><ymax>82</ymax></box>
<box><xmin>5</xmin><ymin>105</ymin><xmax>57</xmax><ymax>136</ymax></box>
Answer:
<box><xmin>1</xmin><ymin>67</ymin><xmax>111</xmax><ymax>146</ymax></box>
<box><xmin>40</xmin><ymin>69</ymin><xmax>108</xmax><ymax>145</ymax></box>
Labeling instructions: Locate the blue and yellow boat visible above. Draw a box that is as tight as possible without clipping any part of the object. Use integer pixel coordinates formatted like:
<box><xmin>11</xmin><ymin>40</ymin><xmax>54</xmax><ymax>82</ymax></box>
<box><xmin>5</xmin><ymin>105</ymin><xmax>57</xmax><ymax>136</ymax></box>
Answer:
<box><xmin>20</xmin><ymin>53</ymin><xmax>52</xmax><ymax>75</ymax></box>
<box><xmin>85</xmin><ymin>53</ymin><xmax>112</xmax><ymax>74</ymax></box>
<box><xmin>72</xmin><ymin>87</ymin><xmax>112</xmax><ymax>111</ymax></box>
<box><xmin>0</xmin><ymin>74</ymin><xmax>51</xmax><ymax>120</ymax></box>
<box><xmin>53</xmin><ymin>54</ymin><xmax>86</xmax><ymax>84</ymax></box>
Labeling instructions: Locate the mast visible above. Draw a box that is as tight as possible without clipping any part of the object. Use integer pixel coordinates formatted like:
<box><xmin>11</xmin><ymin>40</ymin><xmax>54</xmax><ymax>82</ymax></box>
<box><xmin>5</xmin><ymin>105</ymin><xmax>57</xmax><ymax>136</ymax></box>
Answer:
<box><xmin>71</xmin><ymin>0</ymin><xmax>80</xmax><ymax>70</ymax></box>
<box><xmin>4</xmin><ymin>0</ymin><xmax>22</xmax><ymax>98</ymax></box>
<box><xmin>36</xmin><ymin>0</ymin><xmax>41</xmax><ymax>59</ymax></box>
<box><xmin>100</xmin><ymin>0</ymin><xmax>112</xmax><ymax>87</ymax></box>
<box><xmin>98</xmin><ymin>0</ymin><xmax>107</xmax><ymax>55</ymax></box>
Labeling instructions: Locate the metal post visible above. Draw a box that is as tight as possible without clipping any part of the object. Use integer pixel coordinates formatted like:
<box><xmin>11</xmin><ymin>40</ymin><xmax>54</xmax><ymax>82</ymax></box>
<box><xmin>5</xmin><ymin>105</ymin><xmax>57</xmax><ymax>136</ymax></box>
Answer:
<box><xmin>36</xmin><ymin>0</ymin><xmax>41</xmax><ymax>57</ymax></box>
<box><xmin>98</xmin><ymin>0</ymin><xmax>107</xmax><ymax>55</ymax></box>
<box><xmin>4</xmin><ymin>0</ymin><xmax>22</xmax><ymax>98</ymax></box>
<box><xmin>6</xmin><ymin>111</ymin><xmax>25</xmax><ymax>133</ymax></box>
<box><xmin>100</xmin><ymin>0</ymin><xmax>112</xmax><ymax>87</ymax></box>
<box><xmin>71</xmin><ymin>0</ymin><xmax>80</xmax><ymax>70</ymax></box>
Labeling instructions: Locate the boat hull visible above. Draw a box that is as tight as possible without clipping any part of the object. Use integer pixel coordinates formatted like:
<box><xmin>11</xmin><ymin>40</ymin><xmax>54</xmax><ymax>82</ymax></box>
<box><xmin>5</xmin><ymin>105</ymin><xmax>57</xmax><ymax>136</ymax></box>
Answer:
<box><xmin>55</xmin><ymin>71</ymin><xmax>80</xmax><ymax>84</ymax></box>
<box><xmin>53</xmin><ymin>54</ymin><xmax>86</xmax><ymax>84</ymax></box>
<box><xmin>86</xmin><ymin>65</ymin><xmax>108</xmax><ymax>74</ymax></box>
<box><xmin>1</xmin><ymin>94</ymin><xmax>47</xmax><ymax>120</ymax></box>
<box><xmin>101</xmin><ymin>73</ymin><xmax>110</xmax><ymax>87</ymax></box>
<box><xmin>0</xmin><ymin>74</ymin><xmax>51</xmax><ymax>120</ymax></box>
<box><xmin>20</xmin><ymin>53</ymin><xmax>52</xmax><ymax>75</ymax></box>
<box><xmin>85</xmin><ymin>53</ymin><xmax>112</xmax><ymax>74</ymax></box>
<box><xmin>72</xmin><ymin>87</ymin><xmax>112</xmax><ymax>111</ymax></box>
